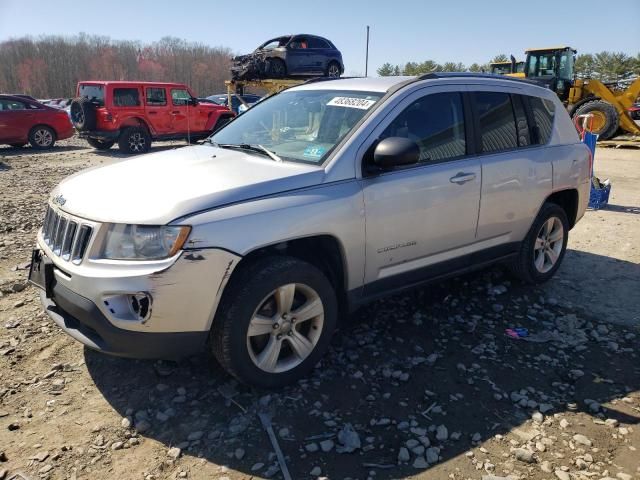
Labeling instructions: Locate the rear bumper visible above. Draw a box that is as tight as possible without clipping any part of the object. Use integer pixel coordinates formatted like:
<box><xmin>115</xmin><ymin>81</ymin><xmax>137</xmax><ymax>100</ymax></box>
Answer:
<box><xmin>41</xmin><ymin>284</ymin><xmax>208</xmax><ymax>359</ymax></box>
<box><xmin>78</xmin><ymin>130</ymin><xmax>120</xmax><ymax>141</ymax></box>
<box><xmin>58</xmin><ymin>126</ymin><xmax>75</xmax><ymax>141</ymax></box>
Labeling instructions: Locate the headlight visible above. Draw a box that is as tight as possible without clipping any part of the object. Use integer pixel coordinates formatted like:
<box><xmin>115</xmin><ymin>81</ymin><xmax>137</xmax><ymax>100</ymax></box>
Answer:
<box><xmin>101</xmin><ymin>225</ymin><xmax>191</xmax><ymax>260</ymax></box>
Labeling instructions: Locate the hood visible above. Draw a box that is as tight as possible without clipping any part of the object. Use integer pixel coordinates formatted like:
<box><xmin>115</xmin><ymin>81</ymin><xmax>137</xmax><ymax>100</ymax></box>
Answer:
<box><xmin>52</xmin><ymin>145</ymin><xmax>325</xmax><ymax>224</ymax></box>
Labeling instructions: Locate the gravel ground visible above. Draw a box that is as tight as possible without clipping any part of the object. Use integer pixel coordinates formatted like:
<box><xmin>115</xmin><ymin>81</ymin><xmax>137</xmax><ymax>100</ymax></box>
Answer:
<box><xmin>0</xmin><ymin>139</ymin><xmax>638</xmax><ymax>480</ymax></box>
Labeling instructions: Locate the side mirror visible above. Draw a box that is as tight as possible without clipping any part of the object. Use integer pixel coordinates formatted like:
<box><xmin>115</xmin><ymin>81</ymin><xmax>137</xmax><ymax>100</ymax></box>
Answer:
<box><xmin>189</xmin><ymin>97</ymin><xmax>198</xmax><ymax>107</ymax></box>
<box><xmin>373</xmin><ymin>137</ymin><xmax>420</xmax><ymax>168</ymax></box>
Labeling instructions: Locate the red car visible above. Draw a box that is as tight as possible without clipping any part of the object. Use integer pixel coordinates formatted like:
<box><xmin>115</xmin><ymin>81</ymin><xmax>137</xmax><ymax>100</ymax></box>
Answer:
<box><xmin>0</xmin><ymin>94</ymin><xmax>74</xmax><ymax>149</ymax></box>
<box><xmin>70</xmin><ymin>81</ymin><xmax>234</xmax><ymax>154</ymax></box>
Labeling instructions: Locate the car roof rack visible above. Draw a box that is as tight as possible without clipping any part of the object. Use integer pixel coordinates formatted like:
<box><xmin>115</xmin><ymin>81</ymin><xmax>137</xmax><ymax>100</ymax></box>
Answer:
<box><xmin>417</xmin><ymin>72</ymin><xmax>536</xmax><ymax>84</ymax></box>
<box><xmin>302</xmin><ymin>76</ymin><xmax>364</xmax><ymax>85</ymax></box>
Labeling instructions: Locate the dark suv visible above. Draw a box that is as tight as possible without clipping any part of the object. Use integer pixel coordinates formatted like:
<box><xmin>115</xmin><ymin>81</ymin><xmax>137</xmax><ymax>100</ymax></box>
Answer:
<box><xmin>231</xmin><ymin>34</ymin><xmax>344</xmax><ymax>81</ymax></box>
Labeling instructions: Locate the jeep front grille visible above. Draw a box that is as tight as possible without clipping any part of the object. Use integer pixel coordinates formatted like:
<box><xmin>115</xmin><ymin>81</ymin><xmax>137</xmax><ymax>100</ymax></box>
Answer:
<box><xmin>42</xmin><ymin>206</ymin><xmax>93</xmax><ymax>263</ymax></box>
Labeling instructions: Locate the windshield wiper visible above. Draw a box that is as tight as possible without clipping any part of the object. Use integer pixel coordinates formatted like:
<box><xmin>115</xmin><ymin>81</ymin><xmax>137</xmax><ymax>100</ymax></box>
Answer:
<box><xmin>213</xmin><ymin>143</ymin><xmax>282</xmax><ymax>162</ymax></box>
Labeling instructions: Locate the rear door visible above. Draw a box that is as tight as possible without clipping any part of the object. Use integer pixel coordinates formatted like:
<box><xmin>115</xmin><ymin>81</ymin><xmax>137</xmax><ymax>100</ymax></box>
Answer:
<box><xmin>470</xmin><ymin>88</ymin><xmax>553</xmax><ymax>244</ymax></box>
<box><xmin>360</xmin><ymin>86</ymin><xmax>482</xmax><ymax>293</ymax></box>
<box><xmin>307</xmin><ymin>37</ymin><xmax>330</xmax><ymax>74</ymax></box>
<box><xmin>144</xmin><ymin>87</ymin><xmax>171</xmax><ymax>134</ymax></box>
<box><xmin>0</xmin><ymin>98</ymin><xmax>31</xmax><ymax>142</ymax></box>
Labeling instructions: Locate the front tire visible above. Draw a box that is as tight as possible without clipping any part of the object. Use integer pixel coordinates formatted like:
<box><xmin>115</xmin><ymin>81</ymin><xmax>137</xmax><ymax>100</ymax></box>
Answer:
<box><xmin>29</xmin><ymin>126</ymin><xmax>56</xmax><ymax>150</ymax></box>
<box><xmin>508</xmin><ymin>203</ymin><xmax>569</xmax><ymax>284</ymax></box>
<box><xmin>266</xmin><ymin>58</ymin><xmax>286</xmax><ymax>78</ymax></box>
<box><xmin>118</xmin><ymin>126</ymin><xmax>151</xmax><ymax>154</ymax></box>
<box><xmin>87</xmin><ymin>137</ymin><xmax>115</xmax><ymax>150</ymax></box>
<box><xmin>211</xmin><ymin>256</ymin><xmax>337</xmax><ymax>388</ymax></box>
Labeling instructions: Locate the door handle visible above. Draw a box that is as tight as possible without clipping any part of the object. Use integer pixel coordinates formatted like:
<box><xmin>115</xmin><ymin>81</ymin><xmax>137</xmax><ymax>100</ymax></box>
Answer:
<box><xmin>148</xmin><ymin>111</ymin><xmax>157</xmax><ymax>115</ymax></box>
<box><xmin>449</xmin><ymin>172</ymin><xmax>476</xmax><ymax>184</ymax></box>
<box><xmin>171</xmin><ymin>111</ymin><xmax>180</xmax><ymax>114</ymax></box>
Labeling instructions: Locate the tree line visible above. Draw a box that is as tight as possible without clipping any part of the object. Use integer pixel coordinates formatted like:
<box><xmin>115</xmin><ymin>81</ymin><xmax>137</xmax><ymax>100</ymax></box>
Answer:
<box><xmin>378</xmin><ymin>52</ymin><xmax>640</xmax><ymax>84</ymax></box>
<box><xmin>0</xmin><ymin>34</ymin><xmax>233</xmax><ymax>98</ymax></box>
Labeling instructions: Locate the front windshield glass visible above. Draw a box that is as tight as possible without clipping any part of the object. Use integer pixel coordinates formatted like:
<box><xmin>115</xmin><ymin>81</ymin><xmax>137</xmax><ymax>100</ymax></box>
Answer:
<box><xmin>260</xmin><ymin>37</ymin><xmax>290</xmax><ymax>50</ymax></box>
<box><xmin>526</xmin><ymin>52</ymin><xmax>557</xmax><ymax>77</ymax></box>
<box><xmin>210</xmin><ymin>89</ymin><xmax>384</xmax><ymax>164</ymax></box>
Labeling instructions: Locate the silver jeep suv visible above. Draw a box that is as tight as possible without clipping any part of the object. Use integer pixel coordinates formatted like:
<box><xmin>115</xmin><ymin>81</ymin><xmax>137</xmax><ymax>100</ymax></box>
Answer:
<box><xmin>31</xmin><ymin>74</ymin><xmax>591</xmax><ymax>387</ymax></box>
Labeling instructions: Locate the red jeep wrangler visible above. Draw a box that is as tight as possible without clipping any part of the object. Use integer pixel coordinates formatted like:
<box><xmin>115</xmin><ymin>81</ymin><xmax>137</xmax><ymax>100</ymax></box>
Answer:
<box><xmin>70</xmin><ymin>81</ymin><xmax>234</xmax><ymax>154</ymax></box>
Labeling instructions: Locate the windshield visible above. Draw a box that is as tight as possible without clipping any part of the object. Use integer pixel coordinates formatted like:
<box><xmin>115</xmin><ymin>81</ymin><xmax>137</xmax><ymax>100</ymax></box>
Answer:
<box><xmin>491</xmin><ymin>64</ymin><xmax>511</xmax><ymax>75</ymax></box>
<box><xmin>526</xmin><ymin>52</ymin><xmax>557</xmax><ymax>77</ymax></box>
<box><xmin>260</xmin><ymin>37</ymin><xmax>290</xmax><ymax>50</ymax></box>
<box><xmin>210</xmin><ymin>89</ymin><xmax>384</xmax><ymax>164</ymax></box>
<box><xmin>78</xmin><ymin>84</ymin><xmax>104</xmax><ymax>105</ymax></box>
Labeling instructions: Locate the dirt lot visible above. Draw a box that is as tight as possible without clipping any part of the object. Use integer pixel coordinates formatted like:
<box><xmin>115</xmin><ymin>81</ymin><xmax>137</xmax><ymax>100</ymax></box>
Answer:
<box><xmin>0</xmin><ymin>139</ymin><xmax>638</xmax><ymax>480</ymax></box>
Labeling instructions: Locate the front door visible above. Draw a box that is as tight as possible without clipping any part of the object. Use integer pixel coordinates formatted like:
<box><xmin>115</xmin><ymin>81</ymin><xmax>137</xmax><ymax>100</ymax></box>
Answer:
<box><xmin>286</xmin><ymin>36</ymin><xmax>313</xmax><ymax>74</ymax></box>
<box><xmin>360</xmin><ymin>87</ymin><xmax>481</xmax><ymax>294</ymax></box>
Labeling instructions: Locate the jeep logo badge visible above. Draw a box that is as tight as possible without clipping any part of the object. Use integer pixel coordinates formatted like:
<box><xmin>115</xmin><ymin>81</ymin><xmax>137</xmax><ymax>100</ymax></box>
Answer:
<box><xmin>52</xmin><ymin>194</ymin><xmax>66</xmax><ymax>206</ymax></box>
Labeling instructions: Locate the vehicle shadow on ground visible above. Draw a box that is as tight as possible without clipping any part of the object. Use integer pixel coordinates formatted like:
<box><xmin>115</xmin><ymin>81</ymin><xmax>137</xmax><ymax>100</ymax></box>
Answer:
<box><xmin>85</xmin><ymin>251</ymin><xmax>640</xmax><ymax>479</ymax></box>
<box><xmin>602</xmin><ymin>204</ymin><xmax>640</xmax><ymax>215</ymax></box>
<box><xmin>0</xmin><ymin>145</ymin><xmax>89</xmax><ymax>156</ymax></box>
<box><xmin>0</xmin><ymin>161</ymin><xmax>10</xmax><ymax>171</ymax></box>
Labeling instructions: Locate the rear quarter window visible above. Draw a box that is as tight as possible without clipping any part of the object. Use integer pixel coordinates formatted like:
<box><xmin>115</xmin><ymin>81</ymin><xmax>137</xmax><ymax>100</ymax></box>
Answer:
<box><xmin>528</xmin><ymin>96</ymin><xmax>555</xmax><ymax>144</ymax></box>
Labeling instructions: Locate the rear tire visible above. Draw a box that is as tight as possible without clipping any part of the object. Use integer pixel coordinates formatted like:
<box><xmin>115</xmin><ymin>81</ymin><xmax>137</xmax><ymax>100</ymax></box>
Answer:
<box><xmin>573</xmin><ymin>99</ymin><xmax>618</xmax><ymax>140</ymax></box>
<box><xmin>211</xmin><ymin>256</ymin><xmax>337</xmax><ymax>388</ymax></box>
<box><xmin>29</xmin><ymin>126</ymin><xmax>56</xmax><ymax>150</ymax></box>
<box><xmin>508</xmin><ymin>202</ymin><xmax>569</xmax><ymax>284</ymax></box>
<box><xmin>118</xmin><ymin>126</ymin><xmax>151</xmax><ymax>154</ymax></box>
<box><xmin>87</xmin><ymin>138</ymin><xmax>115</xmax><ymax>150</ymax></box>
<box><xmin>326</xmin><ymin>61</ymin><xmax>341</xmax><ymax>78</ymax></box>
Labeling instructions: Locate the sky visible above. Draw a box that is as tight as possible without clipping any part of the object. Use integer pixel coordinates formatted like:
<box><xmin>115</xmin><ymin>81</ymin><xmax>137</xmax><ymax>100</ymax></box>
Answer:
<box><xmin>0</xmin><ymin>0</ymin><xmax>638</xmax><ymax>76</ymax></box>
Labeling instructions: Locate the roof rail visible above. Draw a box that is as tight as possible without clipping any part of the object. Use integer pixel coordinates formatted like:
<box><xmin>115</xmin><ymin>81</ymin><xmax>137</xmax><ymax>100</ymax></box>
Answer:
<box><xmin>302</xmin><ymin>76</ymin><xmax>364</xmax><ymax>85</ymax></box>
<box><xmin>417</xmin><ymin>72</ymin><xmax>535</xmax><ymax>84</ymax></box>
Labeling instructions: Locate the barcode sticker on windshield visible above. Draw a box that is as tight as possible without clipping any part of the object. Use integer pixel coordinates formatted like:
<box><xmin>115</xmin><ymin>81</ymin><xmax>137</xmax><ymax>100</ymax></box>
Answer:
<box><xmin>327</xmin><ymin>97</ymin><xmax>376</xmax><ymax>110</ymax></box>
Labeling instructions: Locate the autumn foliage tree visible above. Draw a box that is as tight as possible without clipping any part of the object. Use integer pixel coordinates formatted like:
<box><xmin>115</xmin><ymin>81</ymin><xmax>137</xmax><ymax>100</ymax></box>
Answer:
<box><xmin>0</xmin><ymin>34</ymin><xmax>233</xmax><ymax>98</ymax></box>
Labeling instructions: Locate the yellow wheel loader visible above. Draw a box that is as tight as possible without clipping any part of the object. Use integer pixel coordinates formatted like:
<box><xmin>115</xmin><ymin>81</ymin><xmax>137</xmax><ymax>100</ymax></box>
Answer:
<box><xmin>490</xmin><ymin>56</ymin><xmax>525</xmax><ymax>78</ymax></box>
<box><xmin>523</xmin><ymin>46</ymin><xmax>640</xmax><ymax>139</ymax></box>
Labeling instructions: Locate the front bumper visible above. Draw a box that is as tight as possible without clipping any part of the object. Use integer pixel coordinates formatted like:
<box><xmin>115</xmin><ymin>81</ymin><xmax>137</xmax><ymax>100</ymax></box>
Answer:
<box><xmin>34</xmin><ymin>223</ymin><xmax>241</xmax><ymax>358</ymax></box>
<box><xmin>41</xmin><ymin>285</ymin><xmax>208</xmax><ymax>359</ymax></box>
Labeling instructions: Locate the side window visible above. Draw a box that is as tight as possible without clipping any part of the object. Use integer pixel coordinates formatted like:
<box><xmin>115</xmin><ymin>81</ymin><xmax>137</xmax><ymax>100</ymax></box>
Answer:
<box><xmin>380</xmin><ymin>92</ymin><xmax>466</xmax><ymax>163</ymax></box>
<box><xmin>473</xmin><ymin>91</ymin><xmax>518</xmax><ymax>153</ymax></box>
<box><xmin>512</xmin><ymin>95</ymin><xmax>530</xmax><ymax>147</ymax></box>
<box><xmin>528</xmin><ymin>96</ymin><xmax>555</xmax><ymax>144</ymax></box>
<box><xmin>0</xmin><ymin>99</ymin><xmax>26</xmax><ymax>110</ymax></box>
<box><xmin>146</xmin><ymin>87</ymin><xmax>167</xmax><ymax>106</ymax></box>
<box><xmin>171</xmin><ymin>89</ymin><xmax>191</xmax><ymax>106</ymax></box>
<box><xmin>113</xmin><ymin>88</ymin><xmax>140</xmax><ymax>107</ymax></box>
<box><xmin>308</xmin><ymin>37</ymin><xmax>329</xmax><ymax>49</ymax></box>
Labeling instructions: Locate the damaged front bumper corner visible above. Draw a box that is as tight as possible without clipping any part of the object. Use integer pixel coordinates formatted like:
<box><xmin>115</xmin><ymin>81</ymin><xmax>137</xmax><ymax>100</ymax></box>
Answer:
<box><xmin>36</xmin><ymin>238</ymin><xmax>241</xmax><ymax>359</ymax></box>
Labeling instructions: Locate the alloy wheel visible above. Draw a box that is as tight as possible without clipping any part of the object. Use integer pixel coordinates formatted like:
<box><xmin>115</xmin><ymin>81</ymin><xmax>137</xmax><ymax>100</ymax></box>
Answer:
<box><xmin>128</xmin><ymin>132</ymin><xmax>146</xmax><ymax>152</ymax></box>
<box><xmin>328</xmin><ymin>64</ymin><xmax>340</xmax><ymax>77</ymax></box>
<box><xmin>34</xmin><ymin>128</ymin><xmax>53</xmax><ymax>147</ymax></box>
<box><xmin>533</xmin><ymin>217</ymin><xmax>564</xmax><ymax>273</ymax></box>
<box><xmin>246</xmin><ymin>283</ymin><xmax>324</xmax><ymax>373</ymax></box>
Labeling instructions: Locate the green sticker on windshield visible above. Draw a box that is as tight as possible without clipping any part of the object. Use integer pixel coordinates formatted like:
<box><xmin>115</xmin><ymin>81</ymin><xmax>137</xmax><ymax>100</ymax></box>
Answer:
<box><xmin>303</xmin><ymin>145</ymin><xmax>326</xmax><ymax>159</ymax></box>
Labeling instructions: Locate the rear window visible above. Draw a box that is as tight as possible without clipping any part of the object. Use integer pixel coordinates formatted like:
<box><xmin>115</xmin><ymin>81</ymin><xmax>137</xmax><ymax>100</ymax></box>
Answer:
<box><xmin>528</xmin><ymin>96</ymin><xmax>555</xmax><ymax>144</ymax></box>
<box><xmin>78</xmin><ymin>85</ymin><xmax>104</xmax><ymax>106</ymax></box>
<box><xmin>113</xmin><ymin>88</ymin><xmax>140</xmax><ymax>107</ymax></box>
<box><xmin>474</xmin><ymin>91</ymin><xmax>518</xmax><ymax>153</ymax></box>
